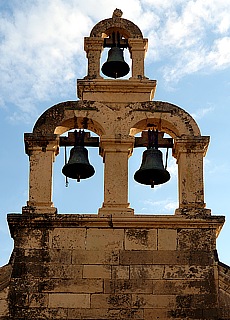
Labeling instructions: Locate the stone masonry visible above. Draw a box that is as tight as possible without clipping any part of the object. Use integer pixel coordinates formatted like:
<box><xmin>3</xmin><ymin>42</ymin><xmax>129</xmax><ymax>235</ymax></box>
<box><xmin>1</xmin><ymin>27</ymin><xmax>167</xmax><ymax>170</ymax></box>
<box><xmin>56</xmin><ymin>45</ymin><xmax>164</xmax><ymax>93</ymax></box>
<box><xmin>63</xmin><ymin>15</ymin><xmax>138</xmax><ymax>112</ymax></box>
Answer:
<box><xmin>0</xmin><ymin>9</ymin><xmax>230</xmax><ymax>320</ymax></box>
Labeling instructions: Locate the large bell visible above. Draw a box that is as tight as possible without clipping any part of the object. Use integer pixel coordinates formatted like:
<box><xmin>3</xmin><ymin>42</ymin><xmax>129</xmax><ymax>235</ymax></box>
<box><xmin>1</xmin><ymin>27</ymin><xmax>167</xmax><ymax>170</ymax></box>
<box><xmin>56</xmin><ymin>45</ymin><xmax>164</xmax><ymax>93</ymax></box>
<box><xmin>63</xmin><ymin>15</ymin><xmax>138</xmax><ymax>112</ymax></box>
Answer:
<box><xmin>134</xmin><ymin>149</ymin><xmax>170</xmax><ymax>188</ymax></box>
<box><xmin>101</xmin><ymin>47</ymin><xmax>130</xmax><ymax>78</ymax></box>
<box><xmin>62</xmin><ymin>146</ymin><xmax>95</xmax><ymax>182</ymax></box>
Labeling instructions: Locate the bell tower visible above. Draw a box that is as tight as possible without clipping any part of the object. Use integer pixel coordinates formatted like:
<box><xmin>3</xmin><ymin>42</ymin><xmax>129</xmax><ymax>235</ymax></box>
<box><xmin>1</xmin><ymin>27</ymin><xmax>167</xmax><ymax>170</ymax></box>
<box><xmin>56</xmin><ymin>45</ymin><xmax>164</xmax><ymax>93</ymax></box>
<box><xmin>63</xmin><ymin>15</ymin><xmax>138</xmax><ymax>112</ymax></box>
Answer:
<box><xmin>1</xmin><ymin>9</ymin><xmax>230</xmax><ymax>320</ymax></box>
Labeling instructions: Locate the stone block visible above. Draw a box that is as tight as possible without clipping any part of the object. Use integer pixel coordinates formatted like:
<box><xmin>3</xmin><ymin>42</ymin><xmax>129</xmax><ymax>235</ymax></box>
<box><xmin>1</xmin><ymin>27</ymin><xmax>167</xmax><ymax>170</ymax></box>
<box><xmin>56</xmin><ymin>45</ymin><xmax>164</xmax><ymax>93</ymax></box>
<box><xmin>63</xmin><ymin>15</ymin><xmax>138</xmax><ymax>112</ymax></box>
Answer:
<box><xmin>130</xmin><ymin>265</ymin><xmax>164</xmax><ymax>279</ymax></box>
<box><xmin>0</xmin><ymin>300</ymin><xmax>8</xmax><ymax>316</ymax></box>
<box><xmin>104</xmin><ymin>279</ymin><xmax>153</xmax><ymax>294</ymax></box>
<box><xmin>152</xmin><ymin>251</ymin><xmax>190</xmax><ymax>265</ymax></box>
<box><xmin>164</xmin><ymin>265</ymin><xmax>211</xmax><ymax>279</ymax></box>
<box><xmin>202</xmin><ymin>308</ymin><xmax>219</xmax><ymax>319</ymax></box>
<box><xmin>15</xmin><ymin>228</ymin><xmax>45</xmax><ymax>249</ymax></box>
<box><xmin>49</xmin><ymin>249</ymin><xmax>72</xmax><ymax>264</ymax></box>
<box><xmin>49</xmin><ymin>228</ymin><xmax>86</xmax><ymax>249</ymax></box>
<box><xmin>40</xmin><ymin>278</ymin><xmax>103</xmax><ymax>293</ymax></box>
<box><xmin>47</xmin><ymin>264</ymin><xmax>83</xmax><ymax>279</ymax></box>
<box><xmin>168</xmin><ymin>307</ymin><xmax>203</xmax><ymax>319</ymax></box>
<box><xmin>112</xmin><ymin>266</ymin><xmax>129</xmax><ymax>279</ymax></box>
<box><xmin>72</xmin><ymin>249</ymin><xmax>119</xmax><ymax>265</ymax></box>
<box><xmin>152</xmin><ymin>280</ymin><xmax>209</xmax><ymax>295</ymax></box>
<box><xmin>83</xmin><ymin>265</ymin><xmax>111</xmax><ymax>279</ymax></box>
<box><xmin>68</xmin><ymin>308</ymin><xmax>108</xmax><ymax>319</ymax></box>
<box><xmin>8</xmin><ymin>290</ymin><xmax>30</xmax><ymax>307</ymax></box>
<box><xmin>177</xmin><ymin>228</ymin><xmax>216</xmax><ymax>251</ymax></box>
<box><xmin>132</xmin><ymin>294</ymin><xmax>176</xmax><ymax>308</ymax></box>
<box><xmin>91</xmin><ymin>294</ymin><xmax>132</xmax><ymax>309</ymax></box>
<box><xmin>86</xmin><ymin>229</ymin><xmax>124</xmax><ymax>250</ymax></box>
<box><xmin>49</xmin><ymin>293</ymin><xmax>90</xmax><ymax>308</ymax></box>
<box><xmin>191</xmin><ymin>293</ymin><xmax>218</xmax><ymax>309</ymax></box>
<box><xmin>11</xmin><ymin>306</ymin><xmax>68</xmax><ymax>319</ymax></box>
<box><xmin>189</xmin><ymin>251</ymin><xmax>213</xmax><ymax>265</ymax></box>
<box><xmin>219</xmin><ymin>308</ymin><xmax>230</xmax><ymax>319</ymax></box>
<box><xmin>158</xmin><ymin>229</ymin><xmax>177</xmax><ymax>250</ymax></box>
<box><xmin>12</xmin><ymin>262</ymin><xmax>48</xmax><ymax>278</ymax></box>
<box><xmin>144</xmin><ymin>308</ymin><xmax>168</xmax><ymax>319</ymax></box>
<box><xmin>125</xmin><ymin>229</ymin><xmax>157</xmax><ymax>250</ymax></box>
<box><xmin>0</xmin><ymin>288</ymin><xmax>8</xmax><ymax>300</ymax></box>
<box><xmin>28</xmin><ymin>293</ymin><xmax>49</xmax><ymax>307</ymax></box>
<box><xmin>120</xmin><ymin>251</ymin><xmax>153</xmax><ymax>265</ymax></box>
<box><xmin>14</xmin><ymin>248</ymin><xmax>50</xmax><ymax>264</ymax></box>
<box><xmin>68</xmin><ymin>307</ymin><xmax>144</xmax><ymax>319</ymax></box>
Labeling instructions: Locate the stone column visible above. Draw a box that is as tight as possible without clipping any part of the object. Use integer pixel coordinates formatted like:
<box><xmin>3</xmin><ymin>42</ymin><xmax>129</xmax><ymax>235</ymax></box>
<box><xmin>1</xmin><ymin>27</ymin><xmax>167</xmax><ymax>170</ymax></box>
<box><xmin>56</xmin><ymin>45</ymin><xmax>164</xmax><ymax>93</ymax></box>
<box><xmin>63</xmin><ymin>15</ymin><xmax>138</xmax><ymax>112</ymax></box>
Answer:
<box><xmin>98</xmin><ymin>136</ymin><xmax>134</xmax><ymax>217</ymax></box>
<box><xmin>173</xmin><ymin>136</ymin><xmax>210</xmax><ymax>215</ymax></box>
<box><xmin>84</xmin><ymin>37</ymin><xmax>104</xmax><ymax>79</ymax></box>
<box><xmin>128</xmin><ymin>38</ymin><xmax>148</xmax><ymax>79</ymax></box>
<box><xmin>24</xmin><ymin>134</ymin><xmax>59</xmax><ymax>214</ymax></box>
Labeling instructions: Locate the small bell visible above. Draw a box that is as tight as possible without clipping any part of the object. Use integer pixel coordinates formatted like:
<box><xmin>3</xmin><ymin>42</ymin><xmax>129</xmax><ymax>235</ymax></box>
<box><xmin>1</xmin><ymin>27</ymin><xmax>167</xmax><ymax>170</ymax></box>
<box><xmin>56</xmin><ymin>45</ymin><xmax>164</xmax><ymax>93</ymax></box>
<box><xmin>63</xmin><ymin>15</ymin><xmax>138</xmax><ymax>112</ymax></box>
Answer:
<box><xmin>134</xmin><ymin>148</ymin><xmax>170</xmax><ymax>188</ymax></box>
<box><xmin>62</xmin><ymin>146</ymin><xmax>95</xmax><ymax>182</ymax></box>
<box><xmin>101</xmin><ymin>47</ymin><xmax>130</xmax><ymax>79</ymax></box>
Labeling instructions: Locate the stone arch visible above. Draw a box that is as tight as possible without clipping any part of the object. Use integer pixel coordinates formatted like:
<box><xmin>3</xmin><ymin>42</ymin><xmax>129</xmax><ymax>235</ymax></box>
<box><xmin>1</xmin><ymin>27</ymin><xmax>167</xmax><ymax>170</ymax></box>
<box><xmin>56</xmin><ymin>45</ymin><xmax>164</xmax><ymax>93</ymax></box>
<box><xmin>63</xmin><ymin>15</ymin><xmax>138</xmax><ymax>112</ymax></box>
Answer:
<box><xmin>90</xmin><ymin>18</ymin><xmax>143</xmax><ymax>39</ymax></box>
<box><xmin>125</xmin><ymin>101</ymin><xmax>208</xmax><ymax>214</ymax></box>
<box><xmin>126</xmin><ymin>101</ymin><xmax>201</xmax><ymax>138</ymax></box>
<box><xmin>33</xmin><ymin>101</ymin><xmax>108</xmax><ymax>136</ymax></box>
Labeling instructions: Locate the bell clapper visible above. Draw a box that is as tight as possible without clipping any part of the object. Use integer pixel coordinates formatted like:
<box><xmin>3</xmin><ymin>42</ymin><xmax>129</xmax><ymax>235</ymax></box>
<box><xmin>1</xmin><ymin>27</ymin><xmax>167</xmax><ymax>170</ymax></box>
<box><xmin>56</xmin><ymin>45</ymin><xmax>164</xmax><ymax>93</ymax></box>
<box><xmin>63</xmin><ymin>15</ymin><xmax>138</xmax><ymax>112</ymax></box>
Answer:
<box><xmin>151</xmin><ymin>180</ymin><xmax>155</xmax><ymax>188</ymax></box>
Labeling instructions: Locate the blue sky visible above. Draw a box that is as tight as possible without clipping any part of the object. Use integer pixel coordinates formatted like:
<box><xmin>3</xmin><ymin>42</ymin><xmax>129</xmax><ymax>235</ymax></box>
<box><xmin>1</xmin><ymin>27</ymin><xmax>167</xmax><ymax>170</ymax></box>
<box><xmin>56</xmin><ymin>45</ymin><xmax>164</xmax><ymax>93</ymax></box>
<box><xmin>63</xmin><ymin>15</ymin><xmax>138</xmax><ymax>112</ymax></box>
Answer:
<box><xmin>0</xmin><ymin>0</ymin><xmax>230</xmax><ymax>266</ymax></box>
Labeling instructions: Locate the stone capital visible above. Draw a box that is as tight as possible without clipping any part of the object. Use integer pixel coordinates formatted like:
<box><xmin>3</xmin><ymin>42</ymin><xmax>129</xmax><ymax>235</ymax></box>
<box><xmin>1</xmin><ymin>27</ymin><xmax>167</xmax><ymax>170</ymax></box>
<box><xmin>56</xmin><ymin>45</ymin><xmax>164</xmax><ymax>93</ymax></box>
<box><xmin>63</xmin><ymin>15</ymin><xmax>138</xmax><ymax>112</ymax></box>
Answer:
<box><xmin>24</xmin><ymin>133</ymin><xmax>59</xmax><ymax>156</ymax></box>
<box><xmin>84</xmin><ymin>37</ymin><xmax>104</xmax><ymax>53</ymax></box>
<box><xmin>173</xmin><ymin>136</ymin><xmax>210</xmax><ymax>160</ymax></box>
<box><xmin>128</xmin><ymin>38</ymin><xmax>148</xmax><ymax>52</ymax></box>
<box><xmin>99</xmin><ymin>136</ymin><xmax>135</xmax><ymax>158</ymax></box>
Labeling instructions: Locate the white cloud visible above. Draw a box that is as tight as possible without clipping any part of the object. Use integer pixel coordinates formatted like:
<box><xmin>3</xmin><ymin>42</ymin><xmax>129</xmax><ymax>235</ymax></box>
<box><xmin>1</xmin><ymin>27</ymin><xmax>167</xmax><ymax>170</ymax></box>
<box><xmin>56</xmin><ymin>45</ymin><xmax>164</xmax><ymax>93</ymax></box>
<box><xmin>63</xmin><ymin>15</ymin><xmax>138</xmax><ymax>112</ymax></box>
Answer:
<box><xmin>141</xmin><ymin>198</ymin><xmax>178</xmax><ymax>213</ymax></box>
<box><xmin>0</xmin><ymin>0</ymin><xmax>93</xmax><ymax>120</ymax></box>
<box><xmin>208</xmin><ymin>37</ymin><xmax>230</xmax><ymax>69</ymax></box>
<box><xmin>144</xmin><ymin>1</ymin><xmax>230</xmax><ymax>81</ymax></box>
<box><xmin>191</xmin><ymin>106</ymin><xmax>214</xmax><ymax>120</ymax></box>
<box><xmin>167</xmin><ymin>157</ymin><xmax>177</xmax><ymax>178</ymax></box>
<box><xmin>1</xmin><ymin>0</ymin><xmax>230</xmax><ymax>121</ymax></box>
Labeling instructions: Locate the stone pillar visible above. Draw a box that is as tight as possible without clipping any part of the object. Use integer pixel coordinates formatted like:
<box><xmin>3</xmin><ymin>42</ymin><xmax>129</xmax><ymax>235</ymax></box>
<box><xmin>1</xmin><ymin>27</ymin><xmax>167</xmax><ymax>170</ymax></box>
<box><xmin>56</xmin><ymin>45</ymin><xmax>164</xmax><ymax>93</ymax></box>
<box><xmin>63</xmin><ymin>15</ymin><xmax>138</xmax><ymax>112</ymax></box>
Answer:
<box><xmin>84</xmin><ymin>37</ymin><xmax>104</xmax><ymax>79</ymax></box>
<box><xmin>98</xmin><ymin>136</ymin><xmax>134</xmax><ymax>217</ymax></box>
<box><xmin>173</xmin><ymin>136</ymin><xmax>210</xmax><ymax>215</ymax></box>
<box><xmin>24</xmin><ymin>134</ymin><xmax>59</xmax><ymax>214</ymax></box>
<box><xmin>128</xmin><ymin>38</ymin><xmax>148</xmax><ymax>79</ymax></box>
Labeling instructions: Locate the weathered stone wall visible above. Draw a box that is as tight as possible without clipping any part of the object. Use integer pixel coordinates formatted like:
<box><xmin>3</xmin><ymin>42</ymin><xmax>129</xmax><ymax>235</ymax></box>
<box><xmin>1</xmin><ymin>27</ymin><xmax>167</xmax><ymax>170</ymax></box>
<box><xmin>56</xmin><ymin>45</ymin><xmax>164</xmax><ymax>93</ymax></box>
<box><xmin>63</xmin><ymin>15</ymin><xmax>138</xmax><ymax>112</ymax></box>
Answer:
<box><xmin>0</xmin><ymin>264</ymin><xmax>11</xmax><ymax>319</ymax></box>
<box><xmin>5</xmin><ymin>213</ymin><xmax>224</xmax><ymax>319</ymax></box>
<box><xmin>218</xmin><ymin>262</ymin><xmax>230</xmax><ymax>319</ymax></box>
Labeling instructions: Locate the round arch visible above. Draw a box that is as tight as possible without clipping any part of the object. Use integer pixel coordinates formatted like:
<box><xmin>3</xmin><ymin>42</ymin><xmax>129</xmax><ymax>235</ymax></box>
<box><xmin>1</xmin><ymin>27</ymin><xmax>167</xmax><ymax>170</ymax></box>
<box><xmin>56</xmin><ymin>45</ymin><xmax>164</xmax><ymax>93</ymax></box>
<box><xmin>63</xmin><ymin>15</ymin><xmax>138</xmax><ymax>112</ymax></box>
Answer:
<box><xmin>125</xmin><ymin>101</ymin><xmax>201</xmax><ymax>138</ymax></box>
<box><xmin>32</xmin><ymin>101</ymin><xmax>109</xmax><ymax>136</ymax></box>
<box><xmin>90</xmin><ymin>18</ymin><xmax>143</xmax><ymax>39</ymax></box>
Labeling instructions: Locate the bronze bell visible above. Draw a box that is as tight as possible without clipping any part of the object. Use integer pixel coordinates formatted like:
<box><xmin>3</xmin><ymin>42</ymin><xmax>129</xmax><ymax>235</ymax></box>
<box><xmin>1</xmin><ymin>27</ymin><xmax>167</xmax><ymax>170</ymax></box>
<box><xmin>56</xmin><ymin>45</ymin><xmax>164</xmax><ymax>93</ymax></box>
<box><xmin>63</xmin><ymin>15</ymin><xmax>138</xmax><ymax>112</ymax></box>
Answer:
<box><xmin>134</xmin><ymin>148</ymin><xmax>170</xmax><ymax>188</ymax></box>
<box><xmin>101</xmin><ymin>47</ymin><xmax>130</xmax><ymax>79</ymax></box>
<box><xmin>62</xmin><ymin>146</ymin><xmax>95</xmax><ymax>182</ymax></box>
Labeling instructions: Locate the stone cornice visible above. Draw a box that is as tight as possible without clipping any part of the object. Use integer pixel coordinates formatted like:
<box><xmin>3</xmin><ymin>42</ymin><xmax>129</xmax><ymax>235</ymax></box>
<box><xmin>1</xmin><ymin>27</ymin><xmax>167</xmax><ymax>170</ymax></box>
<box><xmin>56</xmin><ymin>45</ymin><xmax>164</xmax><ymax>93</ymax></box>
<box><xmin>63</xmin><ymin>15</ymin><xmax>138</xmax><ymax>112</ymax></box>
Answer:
<box><xmin>7</xmin><ymin>213</ymin><xmax>224</xmax><ymax>238</ymax></box>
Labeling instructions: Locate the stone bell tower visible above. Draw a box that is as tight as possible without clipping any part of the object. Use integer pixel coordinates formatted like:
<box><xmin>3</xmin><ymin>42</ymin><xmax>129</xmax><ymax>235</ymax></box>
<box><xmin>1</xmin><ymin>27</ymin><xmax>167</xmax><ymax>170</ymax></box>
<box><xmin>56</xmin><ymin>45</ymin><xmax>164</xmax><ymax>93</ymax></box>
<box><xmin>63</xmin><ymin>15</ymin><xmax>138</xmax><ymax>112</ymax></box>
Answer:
<box><xmin>1</xmin><ymin>9</ymin><xmax>230</xmax><ymax>320</ymax></box>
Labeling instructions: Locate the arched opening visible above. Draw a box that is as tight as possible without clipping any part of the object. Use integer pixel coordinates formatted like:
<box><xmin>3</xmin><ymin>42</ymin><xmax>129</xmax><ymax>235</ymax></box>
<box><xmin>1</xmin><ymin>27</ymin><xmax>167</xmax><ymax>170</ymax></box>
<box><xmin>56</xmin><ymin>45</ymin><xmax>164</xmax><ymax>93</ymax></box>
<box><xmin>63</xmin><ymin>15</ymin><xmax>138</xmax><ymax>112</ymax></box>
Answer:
<box><xmin>128</xmin><ymin>129</ymin><xmax>178</xmax><ymax>215</ymax></box>
<box><xmin>53</xmin><ymin>129</ymin><xmax>103</xmax><ymax>214</ymax></box>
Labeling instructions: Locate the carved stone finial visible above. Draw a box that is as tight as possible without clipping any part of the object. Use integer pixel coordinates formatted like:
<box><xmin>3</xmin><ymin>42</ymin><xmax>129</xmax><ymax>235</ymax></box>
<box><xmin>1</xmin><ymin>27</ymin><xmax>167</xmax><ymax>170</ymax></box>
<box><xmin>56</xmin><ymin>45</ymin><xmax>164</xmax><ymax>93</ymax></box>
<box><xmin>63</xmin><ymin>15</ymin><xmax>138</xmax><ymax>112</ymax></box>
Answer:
<box><xmin>112</xmin><ymin>8</ymin><xmax>123</xmax><ymax>19</ymax></box>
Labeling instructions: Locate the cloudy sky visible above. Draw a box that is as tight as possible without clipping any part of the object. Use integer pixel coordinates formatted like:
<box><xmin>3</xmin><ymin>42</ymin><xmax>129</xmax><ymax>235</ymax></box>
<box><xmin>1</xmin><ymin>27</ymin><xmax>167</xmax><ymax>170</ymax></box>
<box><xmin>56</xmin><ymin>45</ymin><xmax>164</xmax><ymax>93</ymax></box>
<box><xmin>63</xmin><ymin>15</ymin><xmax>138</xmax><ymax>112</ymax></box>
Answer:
<box><xmin>0</xmin><ymin>0</ymin><xmax>230</xmax><ymax>266</ymax></box>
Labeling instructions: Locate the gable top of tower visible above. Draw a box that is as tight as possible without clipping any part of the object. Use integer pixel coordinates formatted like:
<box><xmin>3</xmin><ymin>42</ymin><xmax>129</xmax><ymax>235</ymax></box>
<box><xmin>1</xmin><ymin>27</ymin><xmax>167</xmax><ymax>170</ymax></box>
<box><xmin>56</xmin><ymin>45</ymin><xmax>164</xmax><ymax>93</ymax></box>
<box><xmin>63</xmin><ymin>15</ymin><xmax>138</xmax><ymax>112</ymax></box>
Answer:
<box><xmin>90</xmin><ymin>9</ymin><xmax>143</xmax><ymax>39</ymax></box>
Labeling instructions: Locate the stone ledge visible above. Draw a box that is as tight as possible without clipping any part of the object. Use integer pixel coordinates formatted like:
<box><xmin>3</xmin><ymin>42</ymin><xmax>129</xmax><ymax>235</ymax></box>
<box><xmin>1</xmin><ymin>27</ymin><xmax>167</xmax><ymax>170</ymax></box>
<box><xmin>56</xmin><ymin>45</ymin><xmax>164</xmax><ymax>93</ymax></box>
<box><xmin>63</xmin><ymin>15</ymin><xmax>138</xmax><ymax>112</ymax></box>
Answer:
<box><xmin>77</xmin><ymin>78</ymin><xmax>156</xmax><ymax>102</ymax></box>
<box><xmin>7</xmin><ymin>213</ymin><xmax>225</xmax><ymax>236</ymax></box>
